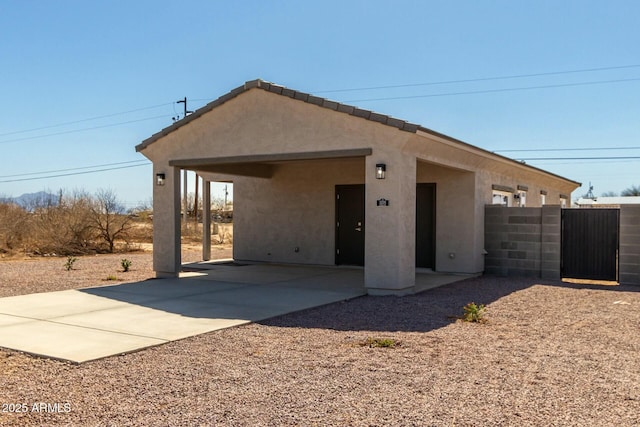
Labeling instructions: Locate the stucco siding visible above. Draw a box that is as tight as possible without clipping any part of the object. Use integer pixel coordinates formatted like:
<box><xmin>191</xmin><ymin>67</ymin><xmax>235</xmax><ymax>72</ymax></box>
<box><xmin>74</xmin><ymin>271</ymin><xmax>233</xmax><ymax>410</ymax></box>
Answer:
<box><xmin>365</xmin><ymin>150</ymin><xmax>416</xmax><ymax>292</ymax></box>
<box><xmin>477</xmin><ymin>169</ymin><xmax>576</xmax><ymax>207</ymax></box>
<box><xmin>417</xmin><ymin>161</ymin><xmax>480</xmax><ymax>273</ymax></box>
<box><xmin>233</xmin><ymin>158</ymin><xmax>364</xmax><ymax>265</ymax></box>
<box><xmin>152</xmin><ymin>166</ymin><xmax>181</xmax><ymax>276</ymax></box>
<box><xmin>142</xmin><ymin>89</ymin><xmax>410</xmax><ymax>163</ymax></box>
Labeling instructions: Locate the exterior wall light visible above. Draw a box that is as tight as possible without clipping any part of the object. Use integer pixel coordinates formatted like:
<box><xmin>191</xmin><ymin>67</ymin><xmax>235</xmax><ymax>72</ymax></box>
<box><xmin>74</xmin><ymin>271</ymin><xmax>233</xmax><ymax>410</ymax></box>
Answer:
<box><xmin>156</xmin><ymin>173</ymin><xmax>166</xmax><ymax>186</ymax></box>
<box><xmin>375</xmin><ymin>163</ymin><xmax>386</xmax><ymax>179</ymax></box>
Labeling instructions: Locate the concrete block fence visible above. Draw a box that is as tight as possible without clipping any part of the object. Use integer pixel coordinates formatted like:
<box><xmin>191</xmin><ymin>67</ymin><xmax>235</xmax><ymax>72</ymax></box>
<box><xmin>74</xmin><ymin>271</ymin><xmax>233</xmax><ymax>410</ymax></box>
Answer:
<box><xmin>484</xmin><ymin>205</ymin><xmax>640</xmax><ymax>285</ymax></box>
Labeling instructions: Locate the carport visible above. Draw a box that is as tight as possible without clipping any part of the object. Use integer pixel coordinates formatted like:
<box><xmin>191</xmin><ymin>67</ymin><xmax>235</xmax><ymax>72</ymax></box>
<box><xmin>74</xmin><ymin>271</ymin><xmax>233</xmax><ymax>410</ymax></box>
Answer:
<box><xmin>170</xmin><ymin>148</ymin><xmax>370</xmax><ymax>264</ymax></box>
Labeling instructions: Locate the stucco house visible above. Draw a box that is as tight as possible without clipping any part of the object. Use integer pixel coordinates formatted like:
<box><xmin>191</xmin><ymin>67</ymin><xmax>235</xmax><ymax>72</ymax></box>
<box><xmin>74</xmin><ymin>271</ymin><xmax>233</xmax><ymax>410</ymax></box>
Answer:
<box><xmin>136</xmin><ymin>79</ymin><xmax>580</xmax><ymax>295</ymax></box>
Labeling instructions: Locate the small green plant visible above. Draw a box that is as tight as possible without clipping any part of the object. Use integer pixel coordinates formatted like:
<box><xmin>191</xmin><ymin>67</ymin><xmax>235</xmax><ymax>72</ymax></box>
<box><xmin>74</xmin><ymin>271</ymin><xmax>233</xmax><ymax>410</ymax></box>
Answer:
<box><xmin>64</xmin><ymin>256</ymin><xmax>77</xmax><ymax>271</ymax></box>
<box><xmin>120</xmin><ymin>258</ymin><xmax>132</xmax><ymax>272</ymax></box>
<box><xmin>462</xmin><ymin>302</ymin><xmax>487</xmax><ymax>323</ymax></box>
<box><xmin>362</xmin><ymin>337</ymin><xmax>399</xmax><ymax>348</ymax></box>
<box><xmin>105</xmin><ymin>275</ymin><xmax>118</xmax><ymax>281</ymax></box>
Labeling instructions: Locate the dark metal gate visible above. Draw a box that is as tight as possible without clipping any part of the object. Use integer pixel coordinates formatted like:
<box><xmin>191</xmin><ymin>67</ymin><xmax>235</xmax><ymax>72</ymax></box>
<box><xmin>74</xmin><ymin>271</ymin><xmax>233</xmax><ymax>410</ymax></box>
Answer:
<box><xmin>561</xmin><ymin>209</ymin><xmax>619</xmax><ymax>281</ymax></box>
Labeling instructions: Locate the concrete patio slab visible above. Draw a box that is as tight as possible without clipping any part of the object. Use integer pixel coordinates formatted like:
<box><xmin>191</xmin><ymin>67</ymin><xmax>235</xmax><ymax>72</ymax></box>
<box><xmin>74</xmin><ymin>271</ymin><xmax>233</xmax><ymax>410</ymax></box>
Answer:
<box><xmin>414</xmin><ymin>272</ymin><xmax>478</xmax><ymax>293</ymax></box>
<box><xmin>0</xmin><ymin>313</ymin><xmax>36</xmax><ymax>327</ymax></box>
<box><xmin>0</xmin><ymin>290</ymin><xmax>129</xmax><ymax>318</ymax></box>
<box><xmin>0</xmin><ymin>263</ymin><xmax>468</xmax><ymax>363</ymax></box>
<box><xmin>0</xmin><ymin>264</ymin><xmax>369</xmax><ymax>363</ymax></box>
<box><xmin>83</xmin><ymin>278</ymin><xmax>251</xmax><ymax>301</ymax></box>
<box><xmin>0</xmin><ymin>320</ymin><xmax>167</xmax><ymax>363</ymax></box>
<box><xmin>53</xmin><ymin>304</ymin><xmax>250</xmax><ymax>341</ymax></box>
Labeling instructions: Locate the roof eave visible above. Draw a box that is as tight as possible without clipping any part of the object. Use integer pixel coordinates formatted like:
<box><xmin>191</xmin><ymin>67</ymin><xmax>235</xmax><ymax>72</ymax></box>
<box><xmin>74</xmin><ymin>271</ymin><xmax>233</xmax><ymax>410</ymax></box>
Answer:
<box><xmin>416</xmin><ymin>127</ymin><xmax>582</xmax><ymax>188</ymax></box>
<box><xmin>135</xmin><ymin>79</ymin><xmax>420</xmax><ymax>152</ymax></box>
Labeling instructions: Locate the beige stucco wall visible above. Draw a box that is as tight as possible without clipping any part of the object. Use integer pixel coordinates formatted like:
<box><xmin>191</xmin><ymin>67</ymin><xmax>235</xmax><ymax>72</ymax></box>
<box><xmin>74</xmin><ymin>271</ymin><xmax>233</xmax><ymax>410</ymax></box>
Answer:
<box><xmin>141</xmin><ymin>89</ymin><xmax>407</xmax><ymax>162</ymax></box>
<box><xmin>416</xmin><ymin>161</ymin><xmax>480</xmax><ymax>273</ymax></box>
<box><xmin>364</xmin><ymin>149</ymin><xmax>417</xmax><ymax>292</ymax></box>
<box><xmin>232</xmin><ymin>158</ymin><xmax>364</xmax><ymax>265</ymax></box>
<box><xmin>152</xmin><ymin>166</ymin><xmax>181</xmax><ymax>276</ymax></box>
<box><xmin>476</xmin><ymin>169</ymin><xmax>576</xmax><ymax>207</ymax></box>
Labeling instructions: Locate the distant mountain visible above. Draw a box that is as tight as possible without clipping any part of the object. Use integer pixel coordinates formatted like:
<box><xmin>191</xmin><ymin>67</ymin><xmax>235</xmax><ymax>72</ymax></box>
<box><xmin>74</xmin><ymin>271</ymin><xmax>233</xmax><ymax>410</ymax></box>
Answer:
<box><xmin>10</xmin><ymin>191</ymin><xmax>58</xmax><ymax>209</ymax></box>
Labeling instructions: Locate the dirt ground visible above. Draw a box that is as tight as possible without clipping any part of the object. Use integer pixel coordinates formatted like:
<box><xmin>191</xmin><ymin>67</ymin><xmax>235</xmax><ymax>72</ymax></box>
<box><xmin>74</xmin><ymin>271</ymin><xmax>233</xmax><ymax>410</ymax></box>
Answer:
<box><xmin>0</xmin><ymin>251</ymin><xmax>639</xmax><ymax>426</ymax></box>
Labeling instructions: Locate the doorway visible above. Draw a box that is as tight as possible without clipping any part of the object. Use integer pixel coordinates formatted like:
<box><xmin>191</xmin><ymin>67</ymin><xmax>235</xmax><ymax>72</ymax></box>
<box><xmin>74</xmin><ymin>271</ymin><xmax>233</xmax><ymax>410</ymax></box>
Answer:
<box><xmin>335</xmin><ymin>185</ymin><xmax>365</xmax><ymax>266</ymax></box>
<box><xmin>416</xmin><ymin>183</ymin><xmax>436</xmax><ymax>269</ymax></box>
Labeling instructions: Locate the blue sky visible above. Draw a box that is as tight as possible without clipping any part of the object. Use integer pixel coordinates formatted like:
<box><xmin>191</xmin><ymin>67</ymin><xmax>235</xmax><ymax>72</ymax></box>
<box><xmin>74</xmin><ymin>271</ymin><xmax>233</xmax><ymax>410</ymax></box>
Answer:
<box><xmin>1</xmin><ymin>0</ymin><xmax>639</xmax><ymax>207</ymax></box>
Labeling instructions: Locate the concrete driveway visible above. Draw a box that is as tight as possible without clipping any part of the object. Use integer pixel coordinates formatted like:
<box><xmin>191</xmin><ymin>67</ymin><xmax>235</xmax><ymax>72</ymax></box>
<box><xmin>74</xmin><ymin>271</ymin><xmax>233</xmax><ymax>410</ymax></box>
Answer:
<box><xmin>0</xmin><ymin>262</ymin><xmax>467</xmax><ymax>363</ymax></box>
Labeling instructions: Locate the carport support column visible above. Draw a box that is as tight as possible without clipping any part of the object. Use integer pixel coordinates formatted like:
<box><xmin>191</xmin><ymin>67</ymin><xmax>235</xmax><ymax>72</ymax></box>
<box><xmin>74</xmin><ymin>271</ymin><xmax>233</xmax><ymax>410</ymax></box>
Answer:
<box><xmin>364</xmin><ymin>154</ymin><xmax>416</xmax><ymax>295</ymax></box>
<box><xmin>202</xmin><ymin>180</ymin><xmax>211</xmax><ymax>261</ymax></box>
<box><xmin>153</xmin><ymin>166</ymin><xmax>182</xmax><ymax>277</ymax></box>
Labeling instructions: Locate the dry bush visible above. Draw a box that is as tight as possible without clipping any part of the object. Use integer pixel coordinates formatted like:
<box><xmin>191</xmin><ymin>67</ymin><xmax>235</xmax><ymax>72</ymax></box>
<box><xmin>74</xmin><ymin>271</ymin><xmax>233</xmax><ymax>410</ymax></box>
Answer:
<box><xmin>29</xmin><ymin>192</ymin><xmax>94</xmax><ymax>255</ymax></box>
<box><xmin>0</xmin><ymin>202</ymin><xmax>31</xmax><ymax>253</ymax></box>
<box><xmin>89</xmin><ymin>189</ymin><xmax>134</xmax><ymax>253</ymax></box>
<box><xmin>127</xmin><ymin>218</ymin><xmax>153</xmax><ymax>243</ymax></box>
<box><xmin>2</xmin><ymin>189</ymin><xmax>139</xmax><ymax>256</ymax></box>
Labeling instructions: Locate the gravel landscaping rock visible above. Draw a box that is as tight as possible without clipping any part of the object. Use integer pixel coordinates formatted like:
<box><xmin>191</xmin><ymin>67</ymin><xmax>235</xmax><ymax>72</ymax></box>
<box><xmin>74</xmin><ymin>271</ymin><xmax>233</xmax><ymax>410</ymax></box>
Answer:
<box><xmin>1</xmin><ymin>253</ymin><xmax>639</xmax><ymax>426</ymax></box>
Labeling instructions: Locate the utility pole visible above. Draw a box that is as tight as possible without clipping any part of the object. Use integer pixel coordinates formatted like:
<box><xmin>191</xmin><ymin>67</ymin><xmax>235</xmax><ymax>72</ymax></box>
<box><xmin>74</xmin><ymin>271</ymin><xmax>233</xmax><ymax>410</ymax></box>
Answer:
<box><xmin>176</xmin><ymin>97</ymin><xmax>193</xmax><ymax>229</ymax></box>
<box><xmin>224</xmin><ymin>184</ymin><xmax>228</xmax><ymax>210</ymax></box>
<box><xmin>176</xmin><ymin>97</ymin><xmax>193</xmax><ymax>119</ymax></box>
<box><xmin>586</xmin><ymin>182</ymin><xmax>595</xmax><ymax>199</ymax></box>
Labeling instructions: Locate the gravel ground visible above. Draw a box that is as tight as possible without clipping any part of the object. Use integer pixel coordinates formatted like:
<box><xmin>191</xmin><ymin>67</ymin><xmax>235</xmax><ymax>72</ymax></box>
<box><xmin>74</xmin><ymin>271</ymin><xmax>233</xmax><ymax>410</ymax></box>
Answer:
<box><xmin>0</xmin><ymin>252</ymin><xmax>639</xmax><ymax>426</ymax></box>
<box><xmin>0</xmin><ymin>246</ymin><xmax>230</xmax><ymax>298</ymax></box>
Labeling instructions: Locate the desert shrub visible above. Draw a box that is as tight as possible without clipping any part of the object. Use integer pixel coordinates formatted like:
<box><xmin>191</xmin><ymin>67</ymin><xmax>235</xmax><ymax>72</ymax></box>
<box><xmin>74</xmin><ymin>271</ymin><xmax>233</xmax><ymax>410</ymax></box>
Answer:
<box><xmin>30</xmin><ymin>191</ymin><xmax>94</xmax><ymax>255</ymax></box>
<box><xmin>64</xmin><ymin>256</ymin><xmax>78</xmax><ymax>271</ymax></box>
<box><xmin>121</xmin><ymin>258</ymin><xmax>132</xmax><ymax>272</ymax></box>
<box><xmin>462</xmin><ymin>302</ymin><xmax>487</xmax><ymax>323</ymax></box>
<box><xmin>362</xmin><ymin>337</ymin><xmax>399</xmax><ymax>348</ymax></box>
<box><xmin>0</xmin><ymin>188</ymin><xmax>179</xmax><ymax>257</ymax></box>
<box><xmin>89</xmin><ymin>189</ymin><xmax>133</xmax><ymax>253</ymax></box>
<box><xmin>0</xmin><ymin>202</ymin><xmax>31</xmax><ymax>252</ymax></box>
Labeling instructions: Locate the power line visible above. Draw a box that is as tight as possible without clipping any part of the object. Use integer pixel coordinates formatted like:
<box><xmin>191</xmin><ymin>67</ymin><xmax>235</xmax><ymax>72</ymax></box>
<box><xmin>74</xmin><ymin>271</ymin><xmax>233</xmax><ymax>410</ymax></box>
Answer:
<box><xmin>344</xmin><ymin>77</ymin><xmax>640</xmax><ymax>103</ymax></box>
<box><xmin>190</xmin><ymin>65</ymin><xmax>640</xmax><ymax>104</ymax></box>
<box><xmin>0</xmin><ymin>102</ymin><xmax>174</xmax><ymax>138</ymax></box>
<box><xmin>496</xmin><ymin>146</ymin><xmax>640</xmax><ymax>153</ymax></box>
<box><xmin>0</xmin><ymin>115</ymin><xmax>169</xmax><ymax>145</ymax></box>
<box><xmin>2</xmin><ymin>64</ymin><xmax>639</xmax><ymax>144</ymax></box>
<box><xmin>0</xmin><ymin>160</ymin><xmax>149</xmax><ymax>179</ymax></box>
<box><xmin>518</xmin><ymin>156</ymin><xmax>640</xmax><ymax>161</ymax></box>
<box><xmin>531</xmin><ymin>159</ymin><xmax>640</xmax><ymax>166</ymax></box>
<box><xmin>0</xmin><ymin>163</ymin><xmax>150</xmax><ymax>184</ymax></box>
<box><xmin>313</xmin><ymin>64</ymin><xmax>640</xmax><ymax>93</ymax></box>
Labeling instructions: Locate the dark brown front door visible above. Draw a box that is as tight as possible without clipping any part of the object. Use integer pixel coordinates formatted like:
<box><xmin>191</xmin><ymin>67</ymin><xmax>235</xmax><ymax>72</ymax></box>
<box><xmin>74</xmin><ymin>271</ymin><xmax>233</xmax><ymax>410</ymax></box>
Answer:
<box><xmin>416</xmin><ymin>183</ymin><xmax>436</xmax><ymax>269</ymax></box>
<box><xmin>335</xmin><ymin>185</ymin><xmax>365</xmax><ymax>266</ymax></box>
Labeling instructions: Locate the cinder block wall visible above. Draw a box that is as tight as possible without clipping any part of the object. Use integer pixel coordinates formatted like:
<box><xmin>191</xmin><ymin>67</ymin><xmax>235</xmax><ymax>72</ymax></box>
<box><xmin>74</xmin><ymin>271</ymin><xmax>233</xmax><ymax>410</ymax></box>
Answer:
<box><xmin>540</xmin><ymin>205</ymin><xmax>562</xmax><ymax>280</ymax></box>
<box><xmin>485</xmin><ymin>205</ymin><xmax>640</xmax><ymax>285</ymax></box>
<box><xmin>619</xmin><ymin>205</ymin><xmax>640</xmax><ymax>285</ymax></box>
<box><xmin>485</xmin><ymin>206</ymin><xmax>543</xmax><ymax>277</ymax></box>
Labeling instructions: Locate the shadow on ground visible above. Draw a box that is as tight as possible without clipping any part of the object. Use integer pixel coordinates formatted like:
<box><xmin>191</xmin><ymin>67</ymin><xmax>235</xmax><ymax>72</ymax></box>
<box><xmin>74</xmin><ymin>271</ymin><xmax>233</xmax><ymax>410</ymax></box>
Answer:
<box><xmin>258</xmin><ymin>276</ymin><xmax>639</xmax><ymax>333</ymax></box>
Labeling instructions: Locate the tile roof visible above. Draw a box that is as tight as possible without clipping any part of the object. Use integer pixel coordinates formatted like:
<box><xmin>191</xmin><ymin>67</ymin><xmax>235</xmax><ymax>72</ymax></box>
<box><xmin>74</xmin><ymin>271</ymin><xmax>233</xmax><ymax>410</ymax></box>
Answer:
<box><xmin>136</xmin><ymin>79</ymin><xmax>424</xmax><ymax>151</ymax></box>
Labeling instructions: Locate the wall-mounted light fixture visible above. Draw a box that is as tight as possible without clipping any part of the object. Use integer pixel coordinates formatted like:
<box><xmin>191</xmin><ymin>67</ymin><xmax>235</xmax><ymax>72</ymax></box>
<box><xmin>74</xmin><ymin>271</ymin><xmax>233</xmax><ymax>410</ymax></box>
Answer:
<box><xmin>375</xmin><ymin>163</ymin><xmax>386</xmax><ymax>179</ymax></box>
<box><xmin>156</xmin><ymin>173</ymin><xmax>166</xmax><ymax>186</ymax></box>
